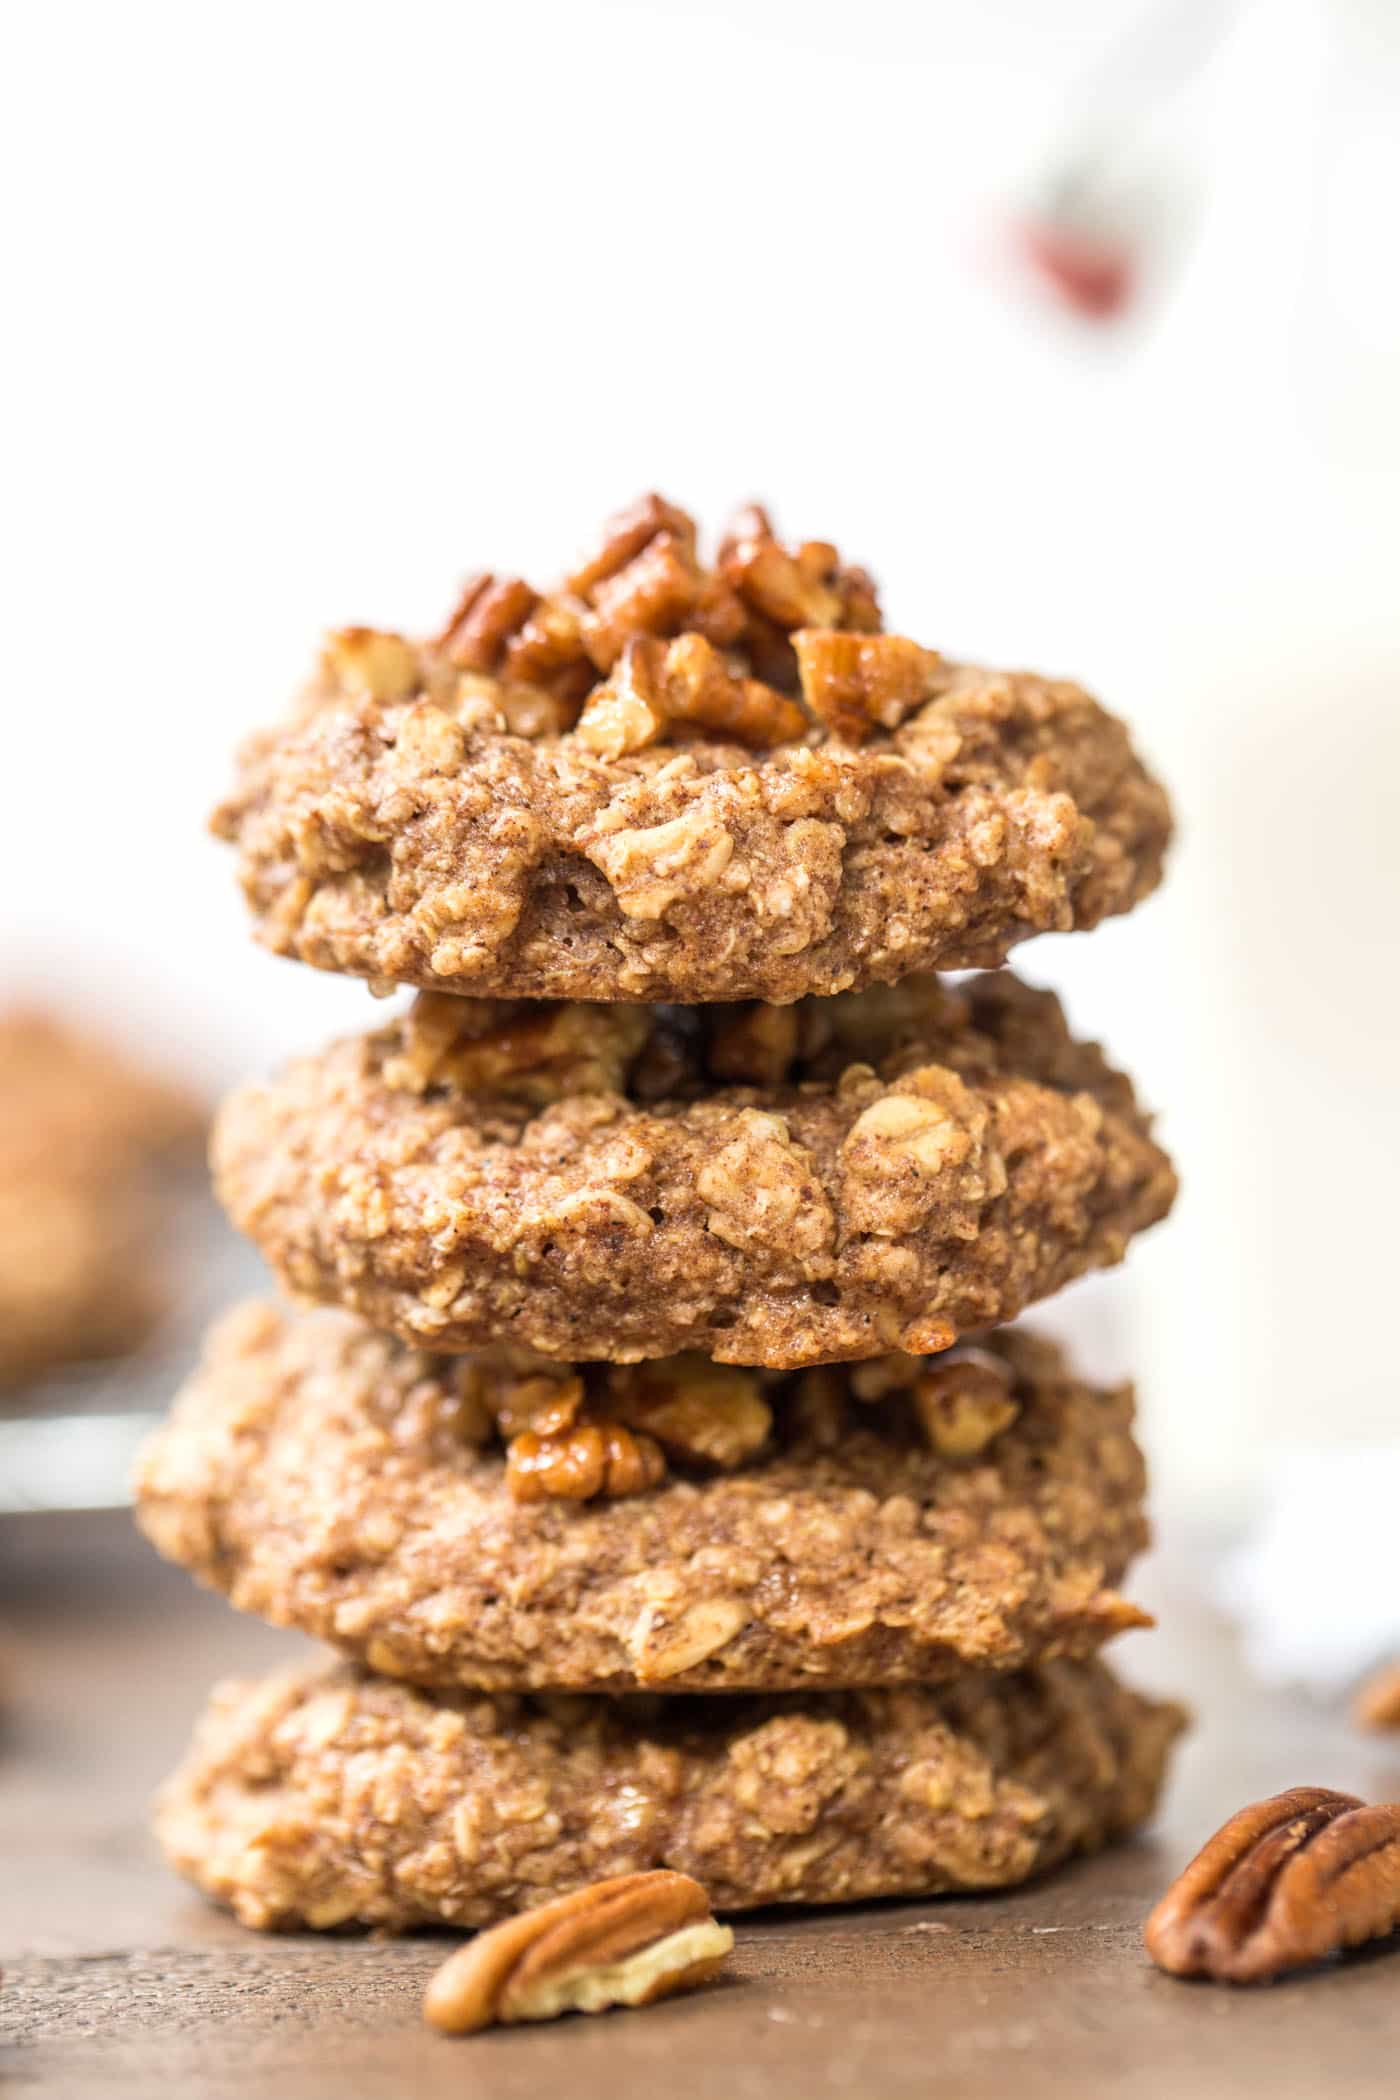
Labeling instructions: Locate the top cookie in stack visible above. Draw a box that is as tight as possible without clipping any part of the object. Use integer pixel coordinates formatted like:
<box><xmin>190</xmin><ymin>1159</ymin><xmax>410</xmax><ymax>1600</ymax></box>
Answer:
<box><xmin>214</xmin><ymin>495</ymin><xmax>1171</xmax><ymax>1006</ymax></box>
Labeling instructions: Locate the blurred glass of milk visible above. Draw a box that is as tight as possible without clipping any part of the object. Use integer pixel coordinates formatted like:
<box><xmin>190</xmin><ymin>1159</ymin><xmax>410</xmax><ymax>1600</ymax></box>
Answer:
<box><xmin>1155</xmin><ymin>0</ymin><xmax>1400</xmax><ymax>1522</ymax></box>
<box><xmin>1024</xmin><ymin>0</ymin><xmax>1400</xmax><ymax>1528</ymax></box>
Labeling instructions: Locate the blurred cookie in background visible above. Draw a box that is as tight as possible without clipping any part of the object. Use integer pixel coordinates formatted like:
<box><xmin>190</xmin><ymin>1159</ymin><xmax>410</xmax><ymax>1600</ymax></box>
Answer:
<box><xmin>0</xmin><ymin>1009</ymin><xmax>206</xmax><ymax>1393</ymax></box>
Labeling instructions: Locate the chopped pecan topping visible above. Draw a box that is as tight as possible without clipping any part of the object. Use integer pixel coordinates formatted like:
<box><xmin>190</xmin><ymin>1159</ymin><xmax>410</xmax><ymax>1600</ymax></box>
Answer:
<box><xmin>1144</xmin><ymin>1787</ymin><xmax>1400</xmax><ymax>1983</ymax></box>
<box><xmin>385</xmin><ymin>994</ymin><xmax>650</xmax><ymax>1104</ymax></box>
<box><xmin>579</xmin><ymin>533</ymin><xmax>704</xmax><ymax>671</ymax></box>
<box><xmin>398</xmin><ymin>495</ymin><xmax>893</xmax><ymax>749</ymax></box>
<box><xmin>490</xmin><ymin>1357</ymin><xmax>769</xmax><ymax>1502</ymax></box>
<box><xmin>506</xmin><ymin>1420</ymin><xmax>665</xmax><ymax>1503</ymax></box>
<box><xmin>423</xmin><ymin>1870</ymin><xmax>731</xmax><ymax>2034</ymax></box>
<box><xmin>707</xmin><ymin>1002</ymin><xmax>802</xmax><ymax>1088</ymax></box>
<box><xmin>425</xmin><ymin>1312</ymin><xmax>1032</xmax><ymax>1502</ymax></box>
<box><xmin>577</xmin><ymin>634</ymin><xmax>806</xmax><ymax>755</ymax></box>
<box><xmin>720</xmin><ymin>527</ymin><xmax>841</xmax><ymax>631</ymax></box>
<box><xmin>786</xmin><ymin>1365</ymin><xmax>849</xmax><ymax>1447</ymax></box>
<box><xmin>719</xmin><ymin>502</ymin><xmax>881</xmax><ymax>640</ymax></box>
<box><xmin>574</xmin><ymin>638</ymin><xmax>671</xmax><ymax>757</ymax></box>
<box><xmin>500</xmin><ymin>594</ymin><xmax>595</xmax><ymax>702</ymax></box>
<box><xmin>793</xmin><ymin>629</ymin><xmax>943</xmax><ymax>743</ymax></box>
<box><xmin>565</xmin><ymin>493</ymin><xmax>699</xmax><ymax>598</ymax></box>
<box><xmin>491</xmin><ymin>1371</ymin><xmax>587</xmax><ymax>1442</ymax></box>
<box><xmin>661</xmin><ymin>632</ymin><xmax>807</xmax><ymax>746</ymax></box>
<box><xmin>613</xmin><ymin>1358</ymin><xmax>772</xmax><ymax>1471</ymax></box>
<box><xmin>848</xmin><ymin>1352</ymin><xmax>926</xmax><ymax>1403</ymax></box>
<box><xmin>494</xmin><ymin>679</ymin><xmax>582</xmax><ymax>740</ymax></box>
<box><xmin>320</xmin><ymin>627</ymin><xmax>422</xmax><ymax>702</ymax></box>
<box><xmin>436</xmin><ymin>574</ymin><xmax>540</xmax><ymax>672</ymax></box>
<box><xmin>912</xmin><ymin>1356</ymin><xmax>1019</xmax><ymax>1460</ymax></box>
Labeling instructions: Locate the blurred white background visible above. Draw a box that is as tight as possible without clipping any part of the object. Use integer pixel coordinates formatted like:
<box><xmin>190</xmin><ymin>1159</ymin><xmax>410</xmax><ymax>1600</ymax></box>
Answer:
<box><xmin>1</xmin><ymin>0</ymin><xmax>1396</xmax><ymax>1525</ymax></box>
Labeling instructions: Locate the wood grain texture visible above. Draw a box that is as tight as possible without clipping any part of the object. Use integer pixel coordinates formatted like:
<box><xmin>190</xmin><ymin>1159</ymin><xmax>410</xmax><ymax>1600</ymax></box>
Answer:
<box><xmin>4</xmin><ymin>1513</ymin><xmax>1400</xmax><ymax>2099</ymax></box>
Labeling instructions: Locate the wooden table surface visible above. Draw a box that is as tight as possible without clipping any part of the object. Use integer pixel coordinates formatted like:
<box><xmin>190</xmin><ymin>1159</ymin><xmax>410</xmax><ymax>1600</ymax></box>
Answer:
<box><xmin>3</xmin><ymin>1511</ymin><xmax>1397</xmax><ymax>2099</ymax></box>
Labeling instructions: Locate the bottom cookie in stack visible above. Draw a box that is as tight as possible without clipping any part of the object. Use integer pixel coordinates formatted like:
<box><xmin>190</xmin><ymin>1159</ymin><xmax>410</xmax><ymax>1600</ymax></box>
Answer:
<box><xmin>156</xmin><ymin>1657</ymin><xmax>1184</xmax><ymax>1932</ymax></box>
<box><xmin>138</xmin><ymin>1303</ymin><xmax>1182</xmax><ymax>1927</ymax></box>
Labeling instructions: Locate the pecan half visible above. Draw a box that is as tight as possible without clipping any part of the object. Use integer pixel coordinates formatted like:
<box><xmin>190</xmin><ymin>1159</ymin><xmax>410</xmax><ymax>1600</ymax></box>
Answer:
<box><xmin>423</xmin><ymin>1870</ymin><xmax>732</xmax><ymax>2035</ymax></box>
<box><xmin>1144</xmin><ymin>1787</ymin><xmax>1400</xmax><ymax>1983</ymax></box>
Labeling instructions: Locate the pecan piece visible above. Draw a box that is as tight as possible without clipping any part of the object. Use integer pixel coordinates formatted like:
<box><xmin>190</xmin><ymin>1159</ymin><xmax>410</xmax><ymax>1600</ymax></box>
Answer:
<box><xmin>718</xmin><ymin>504</ymin><xmax>882</xmax><ymax>639</ymax></box>
<box><xmin>320</xmin><ymin>626</ymin><xmax>422</xmax><ymax>702</ymax></box>
<box><xmin>706</xmin><ymin>1001</ymin><xmax>801</xmax><ymax>1088</ymax></box>
<box><xmin>912</xmin><ymin>1355</ymin><xmax>1019</xmax><ymax>1460</ymax></box>
<box><xmin>720</xmin><ymin>523</ymin><xmax>842</xmax><ymax>630</ymax></box>
<box><xmin>506</xmin><ymin>1419</ymin><xmax>665</xmax><ymax>1502</ymax></box>
<box><xmin>1354</xmin><ymin>1662</ymin><xmax>1400</xmax><ymax>1731</ymax></box>
<box><xmin>580</xmin><ymin>533</ymin><xmax>702</xmax><ymax>670</ymax></box>
<box><xmin>436</xmin><ymin>573</ymin><xmax>540</xmax><ymax>671</ymax></box>
<box><xmin>660</xmin><ymin>632</ymin><xmax>808</xmax><ymax>747</ymax></box>
<box><xmin>576</xmin><ymin>633</ymin><xmax>806</xmax><ymax>756</ymax></box>
<box><xmin>615</xmin><ymin>1357</ymin><xmax>772</xmax><ymax>1471</ymax></box>
<box><xmin>1145</xmin><ymin>1786</ymin><xmax>1400</xmax><ymax>1983</ymax></box>
<box><xmin>565</xmin><ymin>493</ymin><xmax>698</xmax><ymax>597</ymax></box>
<box><xmin>492</xmin><ymin>1371</ymin><xmax>587</xmax><ymax>1442</ymax></box>
<box><xmin>793</xmin><ymin>629</ymin><xmax>943</xmax><ymax>743</ymax></box>
<box><xmin>574</xmin><ymin>637</ymin><xmax>670</xmax><ymax>757</ymax></box>
<box><xmin>423</xmin><ymin>1870</ymin><xmax>732</xmax><ymax>2035</ymax></box>
<box><xmin>500</xmin><ymin>592</ymin><xmax>595</xmax><ymax>706</ymax></box>
<box><xmin>385</xmin><ymin>992</ymin><xmax>650</xmax><ymax>1104</ymax></box>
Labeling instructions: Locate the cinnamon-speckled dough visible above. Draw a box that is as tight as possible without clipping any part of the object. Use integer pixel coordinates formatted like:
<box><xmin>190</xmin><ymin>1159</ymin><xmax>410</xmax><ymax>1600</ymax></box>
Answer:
<box><xmin>135</xmin><ymin>1303</ymin><xmax>1151</xmax><ymax>1693</ymax></box>
<box><xmin>211</xmin><ymin>972</ymin><xmax>1175</xmax><ymax>1366</ymax></box>
<box><xmin>157</xmin><ymin>1655</ymin><xmax>1184</xmax><ymax>1931</ymax></box>
<box><xmin>214</xmin><ymin>660</ymin><xmax>1170</xmax><ymax>1005</ymax></box>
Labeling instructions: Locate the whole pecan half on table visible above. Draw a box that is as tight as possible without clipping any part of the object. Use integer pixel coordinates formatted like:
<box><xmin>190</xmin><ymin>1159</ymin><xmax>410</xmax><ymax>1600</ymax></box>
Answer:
<box><xmin>1145</xmin><ymin>1787</ymin><xmax>1400</xmax><ymax>1984</ymax></box>
<box><xmin>424</xmin><ymin>1871</ymin><xmax>733</xmax><ymax>2035</ymax></box>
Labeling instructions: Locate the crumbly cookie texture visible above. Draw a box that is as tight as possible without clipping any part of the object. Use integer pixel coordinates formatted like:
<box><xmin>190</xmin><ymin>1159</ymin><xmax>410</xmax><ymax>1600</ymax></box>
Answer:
<box><xmin>135</xmin><ymin>1303</ymin><xmax>1150</xmax><ymax>1693</ymax></box>
<box><xmin>156</xmin><ymin>1654</ymin><xmax>1184</xmax><ymax>1932</ymax></box>
<box><xmin>210</xmin><ymin>972</ymin><xmax>1176</xmax><ymax>1366</ymax></box>
<box><xmin>0</xmin><ymin>1010</ymin><xmax>204</xmax><ymax>1388</ymax></box>
<box><xmin>212</xmin><ymin>497</ymin><xmax>1171</xmax><ymax>1004</ymax></box>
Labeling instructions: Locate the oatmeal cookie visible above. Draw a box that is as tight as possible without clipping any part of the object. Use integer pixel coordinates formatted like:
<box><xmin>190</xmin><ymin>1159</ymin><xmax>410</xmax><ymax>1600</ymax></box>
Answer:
<box><xmin>213</xmin><ymin>498</ymin><xmax>1171</xmax><ymax>1004</ymax></box>
<box><xmin>0</xmin><ymin>1010</ymin><xmax>205</xmax><ymax>1387</ymax></box>
<box><xmin>210</xmin><ymin>973</ymin><xmax>1176</xmax><ymax>1366</ymax></box>
<box><xmin>136</xmin><ymin>1303</ymin><xmax>1151</xmax><ymax>1693</ymax></box>
<box><xmin>0</xmin><ymin>1169</ymin><xmax>160</xmax><ymax>1390</ymax></box>
<box><xmin>156</xmin><ymin>1655</ymin><xmax>1184</xmax><ymax>1931</ymax></box>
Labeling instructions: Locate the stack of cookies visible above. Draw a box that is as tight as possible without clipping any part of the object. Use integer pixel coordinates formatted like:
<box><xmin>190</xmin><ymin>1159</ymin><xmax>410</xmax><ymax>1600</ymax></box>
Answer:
<box><xmin>137</xmin><ymin>497</ymin><xmax>1184</xmax><ymax>1932</ymax></box>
